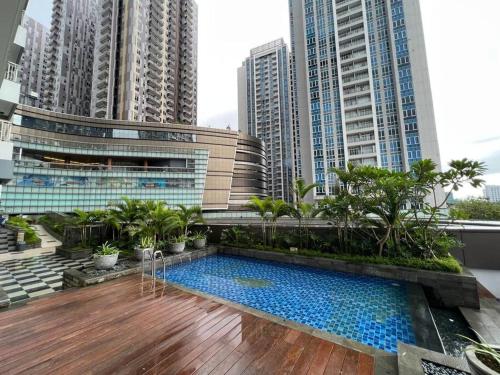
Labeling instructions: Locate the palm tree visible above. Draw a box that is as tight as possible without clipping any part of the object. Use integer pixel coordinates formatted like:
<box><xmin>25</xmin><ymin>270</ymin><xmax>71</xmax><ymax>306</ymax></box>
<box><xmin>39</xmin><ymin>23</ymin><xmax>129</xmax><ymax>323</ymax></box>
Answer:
<box><xmin>108</xmin><ymin>197</ymin><xmax>145</xmax><ymax>239</ymax></box>
<box><xmin>268</xmin><ymin>199</ymin><xmax>290</xmax><ymax>246</ymax></box>
<box><xmin>246</xmin><ymin>196</ymin><xmax>272</xmax><ymax>246</ymax></box>
<box><xmin>176</xmin><ymin>205</ymin><xmax>204</xmax><ymax>236</ymax></box>
<box><xmin>292</xmin><ymin>179</ymin><xmax>318</xmax><ymax>205</ymax></box>
<box><xmin>290</xmin><ymin>179</ymin><xmax>318</xmax><ymax>249</ymax></box>
<box><xmin>129</xmin><ymin>201</ymin><xmax>182</xmax><ymax>245</ymax></box>
<box><xmin>73</xmin><ymin>209</ymin><xmax>94</xmax><ymax>247</ymax></box>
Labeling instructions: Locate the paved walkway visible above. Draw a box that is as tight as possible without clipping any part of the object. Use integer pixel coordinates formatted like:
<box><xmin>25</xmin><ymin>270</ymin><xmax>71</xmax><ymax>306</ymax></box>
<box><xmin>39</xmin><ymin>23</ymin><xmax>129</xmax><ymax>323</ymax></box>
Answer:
<box><xmin>461</xmin><ymin>298</ymin><xmax>500</xmax><ymax>345</ymax></box>
<box><xmin>0</xmin><ymin>254</ymin><xmax>93</xmax><ymax>303</ymax></box>
<box><xmin>0</xmin><ymin>275</ymin><xmax>374</xmax><ymax>374</ymax></box>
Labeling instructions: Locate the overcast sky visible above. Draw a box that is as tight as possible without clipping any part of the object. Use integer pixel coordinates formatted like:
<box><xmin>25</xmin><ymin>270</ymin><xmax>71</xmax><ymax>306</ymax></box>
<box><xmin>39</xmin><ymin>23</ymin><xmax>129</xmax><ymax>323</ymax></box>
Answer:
<box><xmin>27</xmin><ymin>0</ymin><xmax>500</xmax><ymax>197</ymax></box>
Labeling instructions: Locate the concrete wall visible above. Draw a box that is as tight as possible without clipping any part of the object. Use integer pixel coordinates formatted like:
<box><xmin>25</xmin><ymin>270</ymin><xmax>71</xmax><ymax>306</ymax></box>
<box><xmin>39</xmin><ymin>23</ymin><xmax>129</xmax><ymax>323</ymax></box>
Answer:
<box><xmin>449</xmin><ymin>227</ymin><xmax>500</xmax><ymax>270</ymax></box>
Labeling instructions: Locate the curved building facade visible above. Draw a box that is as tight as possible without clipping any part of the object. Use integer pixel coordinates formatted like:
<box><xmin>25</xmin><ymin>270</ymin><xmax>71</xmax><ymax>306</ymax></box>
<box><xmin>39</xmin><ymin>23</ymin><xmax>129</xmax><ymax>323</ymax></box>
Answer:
<box><xmin>0</xmin><ymin>106</ymin><xmax>266</xmax><ymax>214</ymax></box>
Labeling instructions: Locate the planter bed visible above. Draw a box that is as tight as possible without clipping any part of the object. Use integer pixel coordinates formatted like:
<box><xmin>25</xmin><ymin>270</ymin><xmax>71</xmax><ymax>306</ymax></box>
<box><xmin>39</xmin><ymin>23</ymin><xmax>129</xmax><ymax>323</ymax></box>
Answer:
<box><xmin>63</xmin><ymin>248</ymin><xmax>218</xmax><ymax>289</ymax></box>
<box><xmin>217</xmin><ymin>246</ymin><xmax>480</xmax><ymax>309</ymax></box>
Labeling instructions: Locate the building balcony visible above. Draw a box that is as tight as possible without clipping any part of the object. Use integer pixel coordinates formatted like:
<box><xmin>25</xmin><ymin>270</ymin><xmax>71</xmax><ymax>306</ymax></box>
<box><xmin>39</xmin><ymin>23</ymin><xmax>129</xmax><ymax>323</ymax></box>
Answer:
<box><xmin>95</xmin><ymin>89</ymin><xmax>108</xmax><ymax>100</ymax></box>
<box><xmin>146</xmin><ymin>95</ymin><xmax>161</xmax><ymax>108</ymax></box>
<box><xmin>0</xmin><ymin>63</ymin><xmax>21</xmax><ymax>119</ymax></box>
<box><xmin>146</xmin><ymin>106</ymin><xmax>160</xmax><ymax>117</ymax></box>
<box><xmin>95</xmin><ymin>99</ymin><xmax>107</xmax><ymax>109</ymax></box>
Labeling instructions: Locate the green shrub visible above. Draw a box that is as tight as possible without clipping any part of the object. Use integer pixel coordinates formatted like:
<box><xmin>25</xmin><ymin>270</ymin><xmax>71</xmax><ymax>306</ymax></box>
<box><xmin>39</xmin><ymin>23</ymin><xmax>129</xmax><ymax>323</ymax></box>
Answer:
<box><xmin>7</xmin><ymin>216</ymin><xmax>41</xmax><ymax>245</ymax></box>
<box><xmin>223</xmin><ymin>243</ymin><xmax>462</xmax><ymax>274</ymax></box>
<box><xmin>450</xmin><ymin>199</ymin><xmax>500</xmax><ymax>221</ymax></box>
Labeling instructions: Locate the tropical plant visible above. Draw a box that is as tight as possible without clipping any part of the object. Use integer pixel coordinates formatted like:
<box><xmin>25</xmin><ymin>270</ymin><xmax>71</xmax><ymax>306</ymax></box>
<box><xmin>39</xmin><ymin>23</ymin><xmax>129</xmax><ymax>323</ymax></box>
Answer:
<box><xmin>6</xmin><ymin>216</ymin><xmax>40</xmax><ymax>245</ymax></box>
<box><xmin>357</xmin><ymin>168</ymin><xmax>415</xmax><ymax>257</ymax></box>
<box><xmin>191</xmin><ymin>228</ymin><xmax>211</xmax><ymax>240</ymax></box>
<box><xmin>220</xmin><ymin>226</ymin><xmax>251</xmax><ymax>245</ymax></box>
<box><xmin>108</xmin><ymin>197</ymin><xmax>146</xmax><ymax>240</ymax></box>
<box><xmin>128</xmin><ymin>201</ymin><xmax>181</xmax><ymax>245</ymax></box>
<box><xmin>460</xmin><ymin>333</ymin><xmax>500</xmax><ymax>373</ymax></box>
<box><xmin>289</xmin><ymin>179</ymin><xmax>320</xmax><ymax>249</ymax></box>
<box><xmin>268</xmin><ymin>199</ymin><xmax>289</xmax><ymax>246</ymax></box>
<box><xmin>94</xmin><ymin>241</ymin><xmax>120</xmax><ymax>256</ymax></box>
<box><xmin>292</xmin><ymin>179</ymin><xmax>318</xmax><ymax>205</ymax></box>
<box><xmin>140</xmin><ymin>236</ymin><xmax>155</xmax><ymax>249</ymax></box>
<box><xmin>170</xmin><ymin>234</ymin><xmax>189</xmax><ymax>244</ymax></box>
<box><xmin>246</xmin><ymin>196</ymin><xmax>272</xmax><ymax>245</ymax></box>
<box><xmin>450</xmin><ymin>199</ymin><xmax>500</xmax><ymax>221</ymax></box>
<box><xmin>73</xmin><ymin>209</ymin><xmax>98</xmax><ymax>247</ymax></box>
<box><xmin>176</xmin><ymin>205</ymin><xmax>204</xmax><ymax>236</ymax></box>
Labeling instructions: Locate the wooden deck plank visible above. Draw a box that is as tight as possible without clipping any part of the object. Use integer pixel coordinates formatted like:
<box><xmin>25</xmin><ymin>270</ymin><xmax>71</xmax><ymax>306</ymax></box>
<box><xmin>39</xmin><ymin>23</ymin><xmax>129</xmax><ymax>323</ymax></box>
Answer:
<box><xmin>0</xmin><ymin>275</ymin><xmax>373</xmax><ymax>375</ymax></box>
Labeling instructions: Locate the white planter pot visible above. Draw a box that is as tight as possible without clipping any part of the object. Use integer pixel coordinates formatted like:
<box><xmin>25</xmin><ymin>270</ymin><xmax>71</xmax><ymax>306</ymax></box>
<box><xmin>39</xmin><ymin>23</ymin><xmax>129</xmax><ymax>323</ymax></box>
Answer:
<box><xmin>169</xmin><ymin>242</ymin><xmax>186</xmax><ymax>254</ymax></box>
<box><xmin>135</xmin><ymin>247</ymin><xmax>154</xmax><ymax>261</ymax></box>
<box><xmin>94</xmin><ymin>253</ymin><xmax>119</xmax><ymax>270</ymax></box>
<box><xmin>193</xmin><ymin>238</ymin><xmax>206</xmax><ymax>249</ymax></box>
<box><xmin>465</xmin><ymin>345</ymin><xmax>500</xmax><ymax>375</ymax></box>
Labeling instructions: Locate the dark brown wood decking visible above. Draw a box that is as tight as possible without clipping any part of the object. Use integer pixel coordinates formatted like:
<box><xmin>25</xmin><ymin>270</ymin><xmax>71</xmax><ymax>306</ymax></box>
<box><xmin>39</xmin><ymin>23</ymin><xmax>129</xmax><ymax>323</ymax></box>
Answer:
<box><xmin>0</xmin><ymin>275</ymin><xmax>374</xmax><ymax>374</ymax></box>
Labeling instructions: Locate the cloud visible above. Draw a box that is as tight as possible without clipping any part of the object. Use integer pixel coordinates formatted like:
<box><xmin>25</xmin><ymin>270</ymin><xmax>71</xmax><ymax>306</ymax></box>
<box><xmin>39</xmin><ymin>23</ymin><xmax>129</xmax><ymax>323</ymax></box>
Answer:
<box><xmin>481</xmin><ymin>151</ymin><xmax>500</xmax><ymax>175</ymax></box>
<box><xmin>473</xmin><ymin>135</ymin><xmax>500</xmax><ymax>144</ymax></box>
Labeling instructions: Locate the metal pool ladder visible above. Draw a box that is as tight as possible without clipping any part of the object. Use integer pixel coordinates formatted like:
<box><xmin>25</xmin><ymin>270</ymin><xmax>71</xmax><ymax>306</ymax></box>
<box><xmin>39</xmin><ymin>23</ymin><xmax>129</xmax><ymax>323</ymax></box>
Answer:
<box><xmin>141</xmin><ymin>249</ymin><xmax>166</xmax><ymax>289</ymax></box>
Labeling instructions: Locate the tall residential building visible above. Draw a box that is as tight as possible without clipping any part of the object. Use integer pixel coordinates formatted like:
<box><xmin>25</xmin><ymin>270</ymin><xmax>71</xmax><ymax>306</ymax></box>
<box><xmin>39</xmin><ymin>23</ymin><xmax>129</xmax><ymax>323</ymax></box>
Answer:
<box><xmin>288</xmin><ymin>0</ymin><xmax>441</xmax><ymax>198</ymax></box>
<box><xmin>485</xmin><ymin>186</ymin><xmax>500</xmax><ymax>203</ymax></box>
<box><xmin>44</xmin><ymin>0</ymin><xmax>98</xmax><ymax>117</ymax></box>
<box><xmin>238</xmin><ymin>39</ymin><xmax>293</xmax><ymax>202</ymax></box>
<box><xmin>91</xmin><ymin>0</ymin><xmax>198</xmax><ymax>125</ymax></box>
<box><xmin>19</xmin><ymin>16</ymin><xmax>48</xmax><ymax>108</ymax></box>
<box><xmin>0</xmin><ymin>0</ymin><xmax>29</xmax><ymax>201</ymax></box>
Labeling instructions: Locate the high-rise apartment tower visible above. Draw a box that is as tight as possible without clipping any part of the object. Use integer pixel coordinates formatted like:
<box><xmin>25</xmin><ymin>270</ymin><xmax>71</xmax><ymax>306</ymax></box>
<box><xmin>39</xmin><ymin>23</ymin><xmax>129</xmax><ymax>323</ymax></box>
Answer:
<box><xmin>91</xmin><ymin>0</ymin><xmax>198</xmax><ymax>125</ymax></box>
<box><xmin>289</xmin><ymin>0</ymin><xmax>441</xmax><ymax>198</ymax></box>
<box><xmin>19</xmin><ymin>16</ymin><xmax>48</xmax><ymax>108</ymax></box>
<box><xmin>44</xmin><ymin>0</ymin><xmax>98</xmax><ymax>116</ymax></box>
<box><xmin>238</xmin><ymin>39</ymin><xmax>294</xmax><ymax>202</ymax></box>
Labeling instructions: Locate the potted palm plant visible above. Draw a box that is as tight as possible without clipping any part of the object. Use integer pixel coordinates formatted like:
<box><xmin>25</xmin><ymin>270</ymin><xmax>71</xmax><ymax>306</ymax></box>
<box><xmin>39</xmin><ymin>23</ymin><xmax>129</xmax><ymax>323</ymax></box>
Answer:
<box><xmin>191</xmin><ymin>229</ymin><xmax>210</xmax><ymax>249</ymax></box>
<box><xmin>135</xmin><ymin>236</ymin><xmax>155</xmax><ymax>261</ymax></box>
<box><xmin>169</xmin><ymin>234</ymin><xmax>188</xmax><ymax>254</ymax></box>
<box><xmin>94</xmin><ymin>242</ymin><xmax>120</xmax><ymax>270</ymax></box>
<box><xmin>461</xmin><ymin>335</ymin><xmax>500</xmax><ymax>375</ymax></box>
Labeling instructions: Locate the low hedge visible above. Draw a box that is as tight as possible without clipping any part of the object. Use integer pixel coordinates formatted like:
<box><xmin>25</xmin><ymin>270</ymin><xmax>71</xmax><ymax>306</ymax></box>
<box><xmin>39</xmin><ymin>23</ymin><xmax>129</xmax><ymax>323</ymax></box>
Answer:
<box><xmin>7</xmin><ymin>217</ymin><xmax>41</xmax><ymax>245</ymax></box>
<box><xmin>223</xmin><ymin>243</ymin><xmax>463</xmax><ymax>274</ymax></box>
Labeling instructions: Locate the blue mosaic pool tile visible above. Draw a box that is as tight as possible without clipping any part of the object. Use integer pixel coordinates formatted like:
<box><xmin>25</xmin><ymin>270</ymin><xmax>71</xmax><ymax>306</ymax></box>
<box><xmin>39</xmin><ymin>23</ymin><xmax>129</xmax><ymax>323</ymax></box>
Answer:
<box><xmin>157</xmin><ymin>255</ymin><xmax>416</xmax><ymax>353</ymax></box>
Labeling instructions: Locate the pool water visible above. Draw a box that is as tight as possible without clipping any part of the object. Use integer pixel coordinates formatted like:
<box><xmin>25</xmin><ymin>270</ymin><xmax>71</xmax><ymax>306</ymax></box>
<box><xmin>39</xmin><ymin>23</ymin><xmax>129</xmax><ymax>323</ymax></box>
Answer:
<box><xmin>157</xmin><ymin>255</ymin><xmax>416</xmax><ymax>353</ymax></box>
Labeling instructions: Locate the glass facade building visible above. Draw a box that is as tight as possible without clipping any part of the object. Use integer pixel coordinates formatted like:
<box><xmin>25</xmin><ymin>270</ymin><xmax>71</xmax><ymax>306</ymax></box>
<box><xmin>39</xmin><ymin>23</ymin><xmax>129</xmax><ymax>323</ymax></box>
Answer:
<box><xmin>288</xmin><ymin>0</ymin><xmax>441</xmax><ymax>199</ymax></box>
<box><xmin>238</xmin><ymin>39</ymin><xmax>294</xmax><ymax>202</ymax></box>
<box><xmin>0</xmin><ymin>106</ymin><xmax>267</xmax><ymax>214</ymax></box>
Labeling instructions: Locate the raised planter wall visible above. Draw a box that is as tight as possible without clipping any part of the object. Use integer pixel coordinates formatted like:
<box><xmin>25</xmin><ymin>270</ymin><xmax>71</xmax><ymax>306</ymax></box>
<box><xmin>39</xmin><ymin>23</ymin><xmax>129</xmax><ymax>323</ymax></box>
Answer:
<box><xmin>218</xmin><ymin>246</ymin><xmax>480</xmax><ymax>309</ymax></box>
<box><xmin>63</xmin><ymin>248</ymin><xmax>217</xmax><ymax>289</ymax></box>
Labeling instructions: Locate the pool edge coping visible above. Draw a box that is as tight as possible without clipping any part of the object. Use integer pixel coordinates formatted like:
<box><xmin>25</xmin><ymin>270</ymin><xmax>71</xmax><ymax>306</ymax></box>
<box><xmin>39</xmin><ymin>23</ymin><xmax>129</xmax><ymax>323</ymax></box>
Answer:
<box><xmin>154</xmin><ymin>277</ymin><xmax>397</xmax><ymax>361</ymax></box>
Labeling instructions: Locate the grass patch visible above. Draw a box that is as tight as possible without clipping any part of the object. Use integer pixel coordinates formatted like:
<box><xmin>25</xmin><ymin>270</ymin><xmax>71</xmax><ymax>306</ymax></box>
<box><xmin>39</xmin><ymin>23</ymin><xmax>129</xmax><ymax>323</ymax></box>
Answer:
<box><xmin>223</xmin><ymin>243</ymin><xmax>463</xmax><ymax>274</ymax></box>
<box><xmin>7</xmin><ymin>216</ymin><xmax>41</xmax><ymax>245</ymax></box>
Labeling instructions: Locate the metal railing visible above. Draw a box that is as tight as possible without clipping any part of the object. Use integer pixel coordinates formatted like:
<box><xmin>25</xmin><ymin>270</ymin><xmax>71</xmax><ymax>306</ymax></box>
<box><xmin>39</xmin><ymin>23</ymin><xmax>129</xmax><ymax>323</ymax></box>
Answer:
<box><xmin>0</xmin><ymin>121</ymin><xmax>12</xmax><ymax>142</ymax></box>
<box><xmin>141</xmin><ymin>249</ymin><xmax>166</xmax><ymax>289</ymax></box>
<box><xmin>14</xmin><ymin>159</ymin><xmax>197</xmax><ymax>174</ymax></box>
<box><xmin>4</xmin><ymin>62</ymin><xmax>20</xmax><ymax>83</ymax></box>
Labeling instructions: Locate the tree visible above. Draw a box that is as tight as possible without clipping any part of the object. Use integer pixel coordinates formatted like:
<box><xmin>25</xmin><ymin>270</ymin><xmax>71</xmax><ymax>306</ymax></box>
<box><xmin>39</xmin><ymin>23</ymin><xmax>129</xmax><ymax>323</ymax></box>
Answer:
<box><xmin>268</xmin><ymin>199</ymin><xmax>290</xmax><ymax>246</ymax></box>
<box><xmin>408</xmin><ymin>159</ymin><xmax>487</xmax><ymax>258</ymax></box>
<box><xmin>288</xmin><ymin>179</ymin><xmax>319</xmax><ymax>249</ymax></box>
<box><xmin>450</xmin><ymin>199</ymin><xmax>500</xmax><ymax>221</ymax></box>
<box><xmin>246</xmin><ymin>196</ymin><xmax>272</xmax><ymax>245</ymax></box>
<box><xmin>176</xmin><ymin>205</ymin><xmax>204</xmax><ymax>236</ymax></box>
<box><xmin>292</xmin><ymin>179</ymin><xmax>318</xmax><ymax>205</ymax></box>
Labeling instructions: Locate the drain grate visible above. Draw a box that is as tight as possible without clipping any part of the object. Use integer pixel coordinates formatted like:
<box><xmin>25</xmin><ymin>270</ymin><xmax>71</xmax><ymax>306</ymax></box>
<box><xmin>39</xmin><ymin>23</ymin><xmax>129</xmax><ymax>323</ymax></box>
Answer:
<box><xmin>422</xmin><ymin>359</ymin><xmax>470</xmax><ymax>375</ymax></box>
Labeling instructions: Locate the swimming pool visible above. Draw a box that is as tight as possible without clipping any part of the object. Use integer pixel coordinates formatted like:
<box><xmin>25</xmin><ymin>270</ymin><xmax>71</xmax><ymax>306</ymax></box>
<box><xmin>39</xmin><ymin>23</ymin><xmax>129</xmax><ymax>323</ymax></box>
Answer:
<box><xmin>157</xmin><ymin>255</ymin><xmax>416</xmax><ymax>353</ymax></box>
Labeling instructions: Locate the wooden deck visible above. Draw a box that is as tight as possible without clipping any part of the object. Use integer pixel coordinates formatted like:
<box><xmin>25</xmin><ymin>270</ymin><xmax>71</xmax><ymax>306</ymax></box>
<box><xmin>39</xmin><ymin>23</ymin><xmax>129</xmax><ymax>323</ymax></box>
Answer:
<box><xmin>0</xmin><ymin>275</ymin><xmax>374</xmax><ymax>374</ymax></box>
